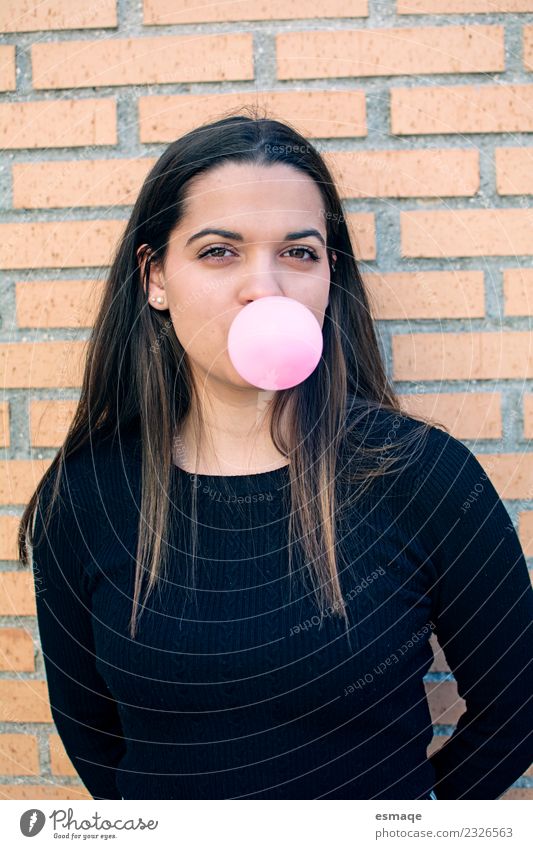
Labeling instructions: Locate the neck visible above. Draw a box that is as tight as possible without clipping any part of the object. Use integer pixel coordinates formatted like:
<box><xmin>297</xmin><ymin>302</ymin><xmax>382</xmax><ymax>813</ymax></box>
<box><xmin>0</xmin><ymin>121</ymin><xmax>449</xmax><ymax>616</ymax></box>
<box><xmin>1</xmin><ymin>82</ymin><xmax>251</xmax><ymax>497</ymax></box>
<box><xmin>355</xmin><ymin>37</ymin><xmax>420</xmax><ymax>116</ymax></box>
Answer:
<box><xmin>174</xmin><ymin>387</ymin><xmax>291</xmax><ymax>476</ymax></box>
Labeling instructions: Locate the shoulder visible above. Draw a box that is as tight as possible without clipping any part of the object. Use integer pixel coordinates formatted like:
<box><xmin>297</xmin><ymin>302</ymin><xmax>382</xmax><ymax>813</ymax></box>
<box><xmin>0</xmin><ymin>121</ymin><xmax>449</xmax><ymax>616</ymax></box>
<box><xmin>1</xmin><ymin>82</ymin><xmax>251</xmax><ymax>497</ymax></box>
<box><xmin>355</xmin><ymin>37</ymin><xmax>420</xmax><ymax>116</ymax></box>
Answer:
<box><xmin>341</xmin><ymin>397</ymin><xmax>487</xmax><ymax>502</ymax></box>
<box><xmin>342</xmin><ymin>397</ymin><xmax>450</xmax><ymax>471</ymax></box>
<box><xmin>35</xmin><ymin>422</ymin><xmax>142</xmax><ymax>543</ymax></box>
<box><xmin>367</xmin><ymin>409</ymin><xmax>507</xmax><ymax>539</ymax></box>
<box><xmin>346</xmin><ymin>395</ymin><xmax>471</xmax><ymax>456</ymax></box>
<box><xmin>59</xmin><ymin>421</ymin><xmax>142</xmax><ymax>497</ymax></box>
<box><xmin>32</xmin><ymin>423</ymin><xmax>142</xmax><ymax>585</ymax></box>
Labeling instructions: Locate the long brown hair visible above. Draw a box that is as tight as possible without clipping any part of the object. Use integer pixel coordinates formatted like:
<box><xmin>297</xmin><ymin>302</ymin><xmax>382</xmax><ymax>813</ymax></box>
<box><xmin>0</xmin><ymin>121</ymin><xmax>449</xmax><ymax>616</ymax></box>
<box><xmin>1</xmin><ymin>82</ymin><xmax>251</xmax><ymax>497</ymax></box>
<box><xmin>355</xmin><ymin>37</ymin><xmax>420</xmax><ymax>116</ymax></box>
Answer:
<box><xmin>18</xmin><ymin>104</ymin><xmax>447</xmax><ymax>639</ymax></box>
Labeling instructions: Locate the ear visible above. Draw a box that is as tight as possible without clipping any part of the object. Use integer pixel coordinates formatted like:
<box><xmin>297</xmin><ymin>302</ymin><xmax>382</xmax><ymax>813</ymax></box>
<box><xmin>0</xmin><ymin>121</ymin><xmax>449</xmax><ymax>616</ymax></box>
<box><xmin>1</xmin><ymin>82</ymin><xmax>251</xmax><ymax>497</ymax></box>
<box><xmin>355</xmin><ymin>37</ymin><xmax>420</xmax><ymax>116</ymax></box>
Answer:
<box><xmin>137</xmin><ymin>244</ymin><xmax>165</xmax><ymax>303</ymax></box>
<box><xmin>137</xmin><ymin>244</ymin><xmax>149</xmax><ymax>294</ymax></box>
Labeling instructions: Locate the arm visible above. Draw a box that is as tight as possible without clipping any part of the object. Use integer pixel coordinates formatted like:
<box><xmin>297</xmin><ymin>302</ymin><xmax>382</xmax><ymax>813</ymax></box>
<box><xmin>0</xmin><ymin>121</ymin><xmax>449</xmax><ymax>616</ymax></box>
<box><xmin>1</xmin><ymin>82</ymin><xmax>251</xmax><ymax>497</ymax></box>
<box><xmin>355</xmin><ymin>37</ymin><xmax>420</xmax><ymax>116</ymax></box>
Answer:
<box><xmin>32</xmin><ymin>468</ymin><xmax>127</xmax><ymax>800</ymax></box>
<box><xmin>406</xmin><ymin>429</ymin><xmax>533</xmax><ymax>799</ymax></box>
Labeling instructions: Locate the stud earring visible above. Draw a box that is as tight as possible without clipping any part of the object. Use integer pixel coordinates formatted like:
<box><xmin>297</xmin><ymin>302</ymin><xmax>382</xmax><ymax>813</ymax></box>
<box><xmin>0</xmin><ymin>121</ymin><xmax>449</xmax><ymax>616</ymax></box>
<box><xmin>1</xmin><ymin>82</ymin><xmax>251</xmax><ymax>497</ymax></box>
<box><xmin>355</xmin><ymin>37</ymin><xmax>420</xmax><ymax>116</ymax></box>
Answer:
<box><xmin>156</xmin><ymin>296</ymin><xmax>164</xmax><ymax>304</ymax></box>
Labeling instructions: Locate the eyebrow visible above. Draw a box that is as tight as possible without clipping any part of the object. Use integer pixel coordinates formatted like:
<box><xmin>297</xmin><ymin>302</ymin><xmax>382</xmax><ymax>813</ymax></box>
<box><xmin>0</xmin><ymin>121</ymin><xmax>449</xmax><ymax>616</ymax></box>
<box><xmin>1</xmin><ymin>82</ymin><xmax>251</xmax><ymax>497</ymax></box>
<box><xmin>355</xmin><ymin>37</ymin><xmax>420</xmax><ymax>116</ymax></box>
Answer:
<box><xmin>185</xmin><ymin>227</ymin><xmax>326</xmax><ymax>248</ymax></box>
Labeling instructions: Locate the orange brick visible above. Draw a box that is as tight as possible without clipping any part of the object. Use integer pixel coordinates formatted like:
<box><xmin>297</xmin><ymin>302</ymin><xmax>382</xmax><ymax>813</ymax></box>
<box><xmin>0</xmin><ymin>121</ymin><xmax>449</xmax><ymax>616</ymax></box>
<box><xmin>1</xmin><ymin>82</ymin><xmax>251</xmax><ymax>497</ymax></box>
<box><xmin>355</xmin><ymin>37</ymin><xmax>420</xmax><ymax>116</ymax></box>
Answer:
<box><xmin>32</xmin><ymin>33</ymin><xmax>253</xmax><ymax>89</ymax></box>
<box><xmin>469</xmin><ymin>454</ymin><xmax>533</xmax><ymax>501</ymax></box>
<box><xmin>0</xmin><ymin>45</ymin><xmax>15</xmax><ymax>90</ymax></box>
<box><xmin>0</xmin><ymin>400</ymin><xmax>9</xmax><ymax>448</ymax></box>
<box><xmin>393</xmin><ymin>330</ymin><xmax>533</xmax><ymax>382</ymax></box>
<box><xmin>30</xmin><ymin>399</ymin><xmax>79</xmax><ymax>447</ymax></box>
<box><xmin>525</xmin><ymin>25</ymin><xmax>533</xmax><ymax>71</ymax></box>
<box><xmin>503</xmin><ymin>269</ymin><xmax>533</xmax><ymax>317</ymax></box>
<box><xmin>324</xmin><ymin>149</ymin><xmax>479</xmax><ymax>198</ymax></box>
<box><xmin>0</xmin><ymin>99</ymin><xmax>116</xmax><ymax>149</ymax></box>
<box><xmin>363</xmin><ymin>270</ymin><xmax>484</xmax><ymax>319</ymax></box>
<box><xmin>139</xmin><ymin>90</ymin><xmax>367</xmax><ymax>143</ymax></box>
<box><xmin>398</xmin><ymin>0</ymin><xmax>533</xmax><ymax>11</ymax></box>
<box><xmin>13</xmin><ymin>147</ymin><xmax>470</xmax><ymax>209</ymax></box>
<box><xmin>144</xmin><ymin>0</ymin><xmax>368</xmax><ymax>24</ymax></box>
<box><xmin>49</xmin><ymin>734</ymin><xmax>76</xmax><ymax>776</ymax></box>
<box><xmin>0</xmin><ymin>0</ymin><xmax>117</xmax><ymax>32</ymax></box>
<box><xmin>500</xmin><ymin>787</ymin><xmax>533</xmax><ymax>799</ymax></box>
<box><xmin>0</xmin><ymin>681</ymin><xmax>53</xmax><ymax>723</ymax></box>
<box><xmin>0</xmin><ymin>784</ymin><xmax>91</xmax><ymax>799</ymax></box>
<box><xmin>426</xmin><ymin>733</ymin><xmax>451</xmax><ymax>757</ymax></box>
<box><xmin>519</xmin><ymin>511</ymin><xmax>533</xmax><ymax>556</ymax></box>
<box><xmin>425</xmin><ymin>680</ymin><xmax>466</xmax><ymax>726</ymax></box>
<box><xmin>13</xmin><ymin>158</ymin><xmax>155</xmax><ymax>209</ymax></box>
<box><xmin>429</xmin><ymin>634</ymin><xmax>451</xmax><ymax>674</ymax></box>
<box><xmin>399</xmin><ymin>392</ymin><xmax>502</xmax><ymax>441</ymax></box>
<box><xmin>0</xmin><ymin>342</ymin><xmax>87</xmax><ymax>391</ymax></box>
<box><xmin>401</xmin><ymin>209</ymin><xmax>533</xmax><ymax>257</ymax></box>
<box><xmin>0</xmin><ymin>734</ymin><xmax>39</xmax><ymax>775</ymax></box>
<box><xmin>525</xmin><ymin>396</ymin><xmax>533</xmax><ymax>440</ymax></box>
<box><xmin>391</xmin><ymin>84</ymin><xmax>533</xmax><ymax>135</ymax></box>
<box><xmin>0</xmin><ymin>628</ymin><xmax>35</xmax><ymax>671</ymax></box>
<box><xmin>0</xmin><ymin>219</ymin><xmax>125</xmax><ymax>269</ymax></box>
<box><xmin>0</xmin><ymin>572</ymin><xmax>36</xmax><ymax>616</ymax></box>
<box><xmin>16</xmin><ymin>279</ymin><xmax>104</xmax><ymax>328</ymax></box>
<box><xmin>496</xmin><ymin>147</ymin><xmax>533</xmax><ymax>195</ymax></box>
<box><xmin>1</xmin><ymin>459</ymin><xmax>53</xmax><ymax>506</ymax></box>
<box><xmin>0</xmin><ymin>516</ymin><xmax>23</xmax><ymax>560</ymax></box>
<box><xmin>346</xmin><ymin>213</ymin><xmax>376</xmax><ymax>261</ymax></box>
<box><xmin>8</xmin><ymin>181</ymin><xmax>376</xmax><ymax>266</ymax></box>
<box><xmin>277</xmin><ymin>26</ymin><xmax>504</xmax><ymax>79</ymax></box>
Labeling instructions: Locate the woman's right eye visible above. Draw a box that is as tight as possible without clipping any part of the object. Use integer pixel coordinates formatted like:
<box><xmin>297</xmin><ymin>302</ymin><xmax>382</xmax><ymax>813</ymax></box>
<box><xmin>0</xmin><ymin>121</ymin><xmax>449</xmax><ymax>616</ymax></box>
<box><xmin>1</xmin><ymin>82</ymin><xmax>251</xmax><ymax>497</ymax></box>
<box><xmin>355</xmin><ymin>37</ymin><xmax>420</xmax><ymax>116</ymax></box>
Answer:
<box><xmin>198</xmin><ymin>246</ymin><xmax>235</xmax><ymax>261</ymax></box>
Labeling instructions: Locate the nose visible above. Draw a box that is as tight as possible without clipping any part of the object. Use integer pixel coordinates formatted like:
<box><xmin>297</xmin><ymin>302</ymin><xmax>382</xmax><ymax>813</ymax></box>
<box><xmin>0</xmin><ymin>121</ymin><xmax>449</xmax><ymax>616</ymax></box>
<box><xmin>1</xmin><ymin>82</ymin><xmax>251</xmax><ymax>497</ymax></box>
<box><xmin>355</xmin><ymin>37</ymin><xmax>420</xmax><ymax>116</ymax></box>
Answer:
<box><xmin>237</xmin><ymin>254</ymin><xmax>285</xmax><ymax>304</ymax></box>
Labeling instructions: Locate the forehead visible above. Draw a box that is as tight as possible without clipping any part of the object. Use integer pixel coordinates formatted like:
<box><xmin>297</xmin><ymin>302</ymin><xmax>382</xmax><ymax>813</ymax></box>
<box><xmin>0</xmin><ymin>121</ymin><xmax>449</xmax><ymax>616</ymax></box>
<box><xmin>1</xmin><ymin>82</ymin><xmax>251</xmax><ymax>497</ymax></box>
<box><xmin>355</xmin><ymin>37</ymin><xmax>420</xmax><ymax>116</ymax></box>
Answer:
<box><xmin>177</xmin><ymin>161</ymin><xmax>326</xmax><ymax>233</ymax></box>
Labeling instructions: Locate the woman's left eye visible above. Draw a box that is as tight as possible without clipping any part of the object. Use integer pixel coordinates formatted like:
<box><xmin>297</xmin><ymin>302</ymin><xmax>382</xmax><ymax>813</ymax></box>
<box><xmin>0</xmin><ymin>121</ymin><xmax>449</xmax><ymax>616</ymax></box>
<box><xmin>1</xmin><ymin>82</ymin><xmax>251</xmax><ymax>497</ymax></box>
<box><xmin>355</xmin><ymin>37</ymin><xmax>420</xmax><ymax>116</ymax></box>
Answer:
<box><xmin>198</xmin><ymin>245</ymin><xmax>320</xmax><ymax>262</ymax></box>
<box><xmin>283</xmin><ymin>246</ymin><xmax>320</xmax><ymax>262</ymax></box>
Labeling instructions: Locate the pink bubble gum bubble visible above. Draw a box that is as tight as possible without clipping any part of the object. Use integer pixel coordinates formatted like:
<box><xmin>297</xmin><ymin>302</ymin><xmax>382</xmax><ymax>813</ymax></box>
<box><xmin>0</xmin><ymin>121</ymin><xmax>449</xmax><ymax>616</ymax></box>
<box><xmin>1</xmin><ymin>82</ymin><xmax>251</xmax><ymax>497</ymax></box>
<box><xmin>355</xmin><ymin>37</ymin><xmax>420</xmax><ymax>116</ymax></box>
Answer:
<box><xmin>227</xmin><ymin>296</ymin><xmax>324</xmax><ymax>390</ymax></box>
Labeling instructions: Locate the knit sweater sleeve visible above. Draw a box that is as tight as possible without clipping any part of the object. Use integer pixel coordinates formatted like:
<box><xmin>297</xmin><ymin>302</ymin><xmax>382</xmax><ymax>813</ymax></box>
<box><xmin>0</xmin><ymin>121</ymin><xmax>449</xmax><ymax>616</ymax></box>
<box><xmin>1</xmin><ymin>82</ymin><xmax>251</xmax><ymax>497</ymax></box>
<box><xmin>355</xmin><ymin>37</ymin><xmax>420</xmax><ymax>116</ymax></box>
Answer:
<box><xmin>31</xmin><ymin>460</ymin><xmax>127</xmax><ymax>800</ymax></box>
<box><xmin>402</xmin><ymin>426</ymin><xmax>533</xmax><ymax>799</ymax></box>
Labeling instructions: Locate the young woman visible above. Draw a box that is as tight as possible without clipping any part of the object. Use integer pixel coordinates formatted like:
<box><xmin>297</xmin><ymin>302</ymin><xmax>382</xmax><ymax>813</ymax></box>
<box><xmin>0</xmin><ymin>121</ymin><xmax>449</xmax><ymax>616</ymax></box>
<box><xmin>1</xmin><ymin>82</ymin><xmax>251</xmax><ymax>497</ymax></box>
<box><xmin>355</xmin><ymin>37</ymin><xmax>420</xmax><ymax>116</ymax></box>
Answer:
<box><xmin>19</xmin><ymin>109</ymin><xmax>533</xmax><ymax>802</ymax></box>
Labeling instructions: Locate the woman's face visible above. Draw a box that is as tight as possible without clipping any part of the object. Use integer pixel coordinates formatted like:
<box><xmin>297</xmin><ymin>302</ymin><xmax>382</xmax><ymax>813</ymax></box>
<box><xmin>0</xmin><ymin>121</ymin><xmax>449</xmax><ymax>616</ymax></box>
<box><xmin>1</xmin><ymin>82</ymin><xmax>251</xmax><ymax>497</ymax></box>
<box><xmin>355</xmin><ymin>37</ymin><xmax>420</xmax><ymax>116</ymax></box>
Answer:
<box><xmin>138</xmin><ymin>160</ymin><xmax>334</xmax><ymax>390</ymax></box>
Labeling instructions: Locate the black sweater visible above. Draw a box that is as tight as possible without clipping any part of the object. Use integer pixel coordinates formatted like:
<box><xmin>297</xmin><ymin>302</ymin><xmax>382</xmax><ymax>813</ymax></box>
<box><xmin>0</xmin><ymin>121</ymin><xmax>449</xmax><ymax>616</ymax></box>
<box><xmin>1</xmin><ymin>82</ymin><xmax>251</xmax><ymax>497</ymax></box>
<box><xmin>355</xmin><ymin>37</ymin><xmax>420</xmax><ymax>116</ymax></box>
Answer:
<box><xmin>31</xmin><ymin>408</ymin><xmax>533</xmax><ymax>800</ymax></box>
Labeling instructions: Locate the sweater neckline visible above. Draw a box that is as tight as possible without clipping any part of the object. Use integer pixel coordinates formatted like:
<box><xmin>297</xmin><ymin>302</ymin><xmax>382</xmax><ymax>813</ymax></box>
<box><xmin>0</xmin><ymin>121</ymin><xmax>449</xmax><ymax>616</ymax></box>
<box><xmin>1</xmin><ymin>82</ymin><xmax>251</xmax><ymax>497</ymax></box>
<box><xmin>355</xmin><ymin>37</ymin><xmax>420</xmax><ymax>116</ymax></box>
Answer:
<box><xmin>172</xmin><ymin>459</ymin><xmax>290</xmax><ymax>478</ymax></box>
<box><xmin>171</xmin><ymin>461</ymin><xmax>290</xmax><ymax>496</ymax></box>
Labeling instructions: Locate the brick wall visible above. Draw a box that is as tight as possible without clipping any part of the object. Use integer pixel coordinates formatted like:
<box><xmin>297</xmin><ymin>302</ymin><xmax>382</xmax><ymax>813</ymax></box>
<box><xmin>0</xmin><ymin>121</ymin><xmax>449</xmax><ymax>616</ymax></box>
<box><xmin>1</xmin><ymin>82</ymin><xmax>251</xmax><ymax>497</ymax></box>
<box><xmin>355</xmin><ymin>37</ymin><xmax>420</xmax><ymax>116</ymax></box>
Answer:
<box><xmin>1</xmin><ymin>0</ymin><xmax>532</xmax><ymax>800</ymax></box>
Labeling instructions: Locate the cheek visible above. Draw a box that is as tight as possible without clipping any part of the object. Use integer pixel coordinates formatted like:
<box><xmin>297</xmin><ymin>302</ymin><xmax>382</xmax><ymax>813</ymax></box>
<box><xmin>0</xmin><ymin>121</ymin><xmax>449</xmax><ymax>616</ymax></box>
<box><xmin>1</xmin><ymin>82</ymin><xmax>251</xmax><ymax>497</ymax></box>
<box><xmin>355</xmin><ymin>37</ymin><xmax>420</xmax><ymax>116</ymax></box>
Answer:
<box><xmin>286</xmin><ymin>271</ymin><xmax>330</xmax><ymax>302</ymax></box>
<box><xmin>172</xmin><ymin>271</ymin><xmax>232</xmax><ymax>317</ymax></box>
<box><xmin>169</xmin><ymin>302</ymin><xmax>229</xmax><ymax>360</ymax></box>
<box><xmin>297</xmin><ymin>288</ymin><xmax>330</xmax><ymax>321</ymax></box>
